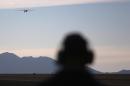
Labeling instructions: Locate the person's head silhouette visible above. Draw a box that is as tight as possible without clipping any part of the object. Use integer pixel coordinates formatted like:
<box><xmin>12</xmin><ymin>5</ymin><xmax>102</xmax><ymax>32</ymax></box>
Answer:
<box><xmin>57</xmin><ymin>33</ymin><xmax>94</xmax><ymax>69</ymax></box>
<box><xmin>39</xmin><ymin>33</ymin><xmax>106</xmax><ymax>86</ymax></box>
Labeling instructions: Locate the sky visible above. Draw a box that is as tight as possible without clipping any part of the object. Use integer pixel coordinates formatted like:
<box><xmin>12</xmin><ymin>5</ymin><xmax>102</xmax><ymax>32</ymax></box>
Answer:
<box><xmin>0</xmin><ymin>0</ymin><xmax>130</xmax><ymax>72</ymax></box>
<box><xmin>0</xmin><ymin>0</ymin><xmax>125</xmax><ymax>9</ymax></box>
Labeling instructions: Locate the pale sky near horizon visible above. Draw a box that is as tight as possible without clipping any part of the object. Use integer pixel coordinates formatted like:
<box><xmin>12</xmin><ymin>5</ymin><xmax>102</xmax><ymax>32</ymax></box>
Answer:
<box><xmin>0</xmin><ymin>0</ymin><xmax>125</xmax><ymax>9</ymax></box>
<box><xmin>0</xmin><ymin>0</ymin><xmax>130</xmax><ymax>72</ymax></box>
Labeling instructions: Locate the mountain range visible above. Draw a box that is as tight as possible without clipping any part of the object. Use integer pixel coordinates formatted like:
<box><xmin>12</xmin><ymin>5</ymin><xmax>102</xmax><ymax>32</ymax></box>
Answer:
<box><xmin>0</xmin><ymin>52</ymin><xmax>129</xmax><ymax>74</ymax></box>
<box><xmin>0</xmin><ymin>52</ymin><xmax>57</xmax><ymax>74</ymax></box>
<box><xmin>114</xmin><ymin>70</ymin><xmax>130</xmax><ymax>74</ymax></box>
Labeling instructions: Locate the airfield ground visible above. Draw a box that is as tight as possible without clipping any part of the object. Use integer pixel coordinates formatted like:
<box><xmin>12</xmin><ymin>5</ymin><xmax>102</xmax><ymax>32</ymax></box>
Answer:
<box><xmin>0</xmin><ymin>74</ymin><xmax>129</xmax><ymax>86</ymax></box>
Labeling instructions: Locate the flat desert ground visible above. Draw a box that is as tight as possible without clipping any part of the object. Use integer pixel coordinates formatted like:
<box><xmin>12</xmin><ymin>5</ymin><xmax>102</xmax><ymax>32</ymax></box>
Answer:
<box><xmin>0</xmin><ymin>74</ymin><xmax>130</xmax><ymax>86</ymax></box>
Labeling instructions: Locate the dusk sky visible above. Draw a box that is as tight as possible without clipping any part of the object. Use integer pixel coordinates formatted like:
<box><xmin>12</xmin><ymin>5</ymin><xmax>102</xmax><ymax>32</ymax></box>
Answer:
<box><xmin>0</xmin><ymin>0</ymin><xmax>130</xmax><ymax>72</ymax></box>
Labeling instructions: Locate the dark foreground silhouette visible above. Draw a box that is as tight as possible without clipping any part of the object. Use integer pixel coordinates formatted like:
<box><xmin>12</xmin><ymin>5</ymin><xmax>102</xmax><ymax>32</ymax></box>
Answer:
<box><xmin>39</xmin><ymin>33</ymin><xmax>105</xmax><ymax>86</ymax></box>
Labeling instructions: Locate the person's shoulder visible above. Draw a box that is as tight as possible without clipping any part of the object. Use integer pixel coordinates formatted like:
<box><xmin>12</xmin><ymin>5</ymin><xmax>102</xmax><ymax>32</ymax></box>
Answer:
<box><xmin>39</xmin><ymin>80</ymin><xmax>54</xmax><ymax>86</ymax></box>
<box><xmin>95</xmin><ymin>82</ymin><xmax>107</xmax><ymax>86</ymax></box>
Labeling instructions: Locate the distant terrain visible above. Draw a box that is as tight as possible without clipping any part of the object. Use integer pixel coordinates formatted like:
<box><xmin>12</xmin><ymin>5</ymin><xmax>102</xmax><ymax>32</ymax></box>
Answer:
<box><xmin>0</xmin><ymin>52</ymin><xmax>130</xmax><ymax>86</ymax></box>
<box><xmin>0</xmin><ymin>52</ymin><xmax>130</xmax><ymax>74</ymax></box>
<box><xmin>0</xmin><ymin>52</ymin><xmax>101</xmax><ymax>74</ymax></box>
<box><xmin>115</xmin><ymin>70</ymin><xmax>130</xmax><ymax>74</ymax></box>
<box><xmin>0</xmin><ymin>52</ymin><xmax>57</xmax><ymax>74</ymax></box>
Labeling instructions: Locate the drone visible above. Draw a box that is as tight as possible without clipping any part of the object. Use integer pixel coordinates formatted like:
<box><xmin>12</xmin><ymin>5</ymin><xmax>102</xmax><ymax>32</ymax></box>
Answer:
<box><xmin>17</xmin><ymin>9</ymin><xmax>33</xmax><ymax>13</ymax></box>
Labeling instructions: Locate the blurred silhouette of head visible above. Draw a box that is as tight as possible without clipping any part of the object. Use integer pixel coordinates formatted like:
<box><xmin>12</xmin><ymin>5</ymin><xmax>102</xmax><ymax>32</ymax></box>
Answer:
<box><xmin>57</xmin><ymin>33</ymin><xmax>94</xmax><ymax>69</ymax></box>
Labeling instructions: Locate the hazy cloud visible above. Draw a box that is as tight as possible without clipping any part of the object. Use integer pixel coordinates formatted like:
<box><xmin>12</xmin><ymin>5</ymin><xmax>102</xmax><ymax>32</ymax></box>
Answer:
<box><xmin>0</xmin><ymin>48</ymin><xmax>57</xmax><ymax>58</ymax></box>
<box><xmin>0</xmin><ymin>46</ymin><xmax>130</xmax><ymax>59</ymax></box>
<box><xmin>0</xmin><ymin>0</ymin><xmax>125</xmax><ymax>9</ymax></box>
<box><xmin>92</xmin><ymin>46</ymin><xmax>130</xmax><ymax>72</ymax></box>
<box><xmin>94</xmin><ymin>46</ymin><xmax>130</xmax><ymax>58</ymax></box>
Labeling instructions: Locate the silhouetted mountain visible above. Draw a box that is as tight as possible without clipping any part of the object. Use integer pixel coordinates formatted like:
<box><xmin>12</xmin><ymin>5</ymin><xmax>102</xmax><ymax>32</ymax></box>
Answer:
<box><xmin>0</xmin><ymin>52</ymin><xmax>19</xmax><ymax>60</ymax></box>
<box><xmin>0</xmin><ymin>52</ymin><xmax>58</xmax><ymax>74</ymax></box>
<box><xmin>116</xmin><ymin>70</ymin><xmax>130</xmax><ymax>74</ymax></box>
<box><xmin>89</xmin><ymin>68</ymin><xmax>102</xmax><ymax>74</ymax></box>
<box><xmin>0</xmin><ymin>52</ymin><xmax>101</xmax><ymax>74</ymax></box>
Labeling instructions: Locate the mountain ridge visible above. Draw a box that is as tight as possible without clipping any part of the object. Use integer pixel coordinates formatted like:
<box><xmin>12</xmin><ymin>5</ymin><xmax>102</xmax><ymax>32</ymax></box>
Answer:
<box><xmin>115</xmin><ymin>69</ymin><xmax>130</xmax><ymax>74</ymax></box>
<box><xmin>0</xmin><ymin>52</ymin><xmax>58</xmax><ymax>74</ymax></box>
<box><xmin>2</xmin><ymin>52</ymin><xmax>129</xmax><ymax>74</ymax></box>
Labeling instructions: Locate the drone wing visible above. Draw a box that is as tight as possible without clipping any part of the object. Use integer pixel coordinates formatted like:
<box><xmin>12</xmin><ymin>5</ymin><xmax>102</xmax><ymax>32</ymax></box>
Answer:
<box><xmin>16</xmin><ymin>9</ymin><xmax>33</xmax><ymax>12</ymax></box>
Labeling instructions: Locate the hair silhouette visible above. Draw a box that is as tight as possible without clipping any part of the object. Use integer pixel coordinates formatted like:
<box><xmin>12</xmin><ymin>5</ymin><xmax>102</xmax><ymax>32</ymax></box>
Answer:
<box><xmin>57</xmin><ymin>33</ymin><xmax>94</xmax><ymax>68</ymax></box>
<box><xmin>39</xmin><ymin>32</ymin><xmax>105</xmax><ymax>86</ymax></box>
